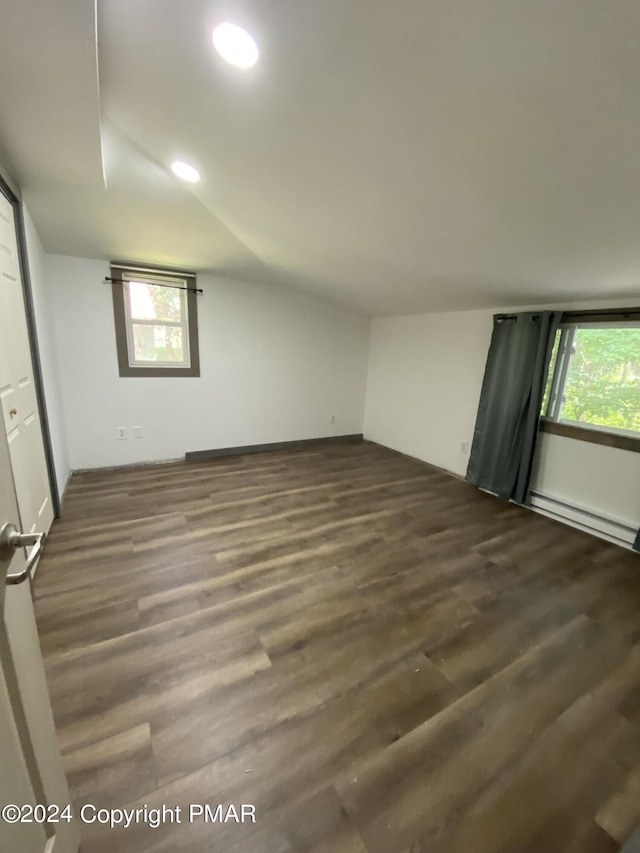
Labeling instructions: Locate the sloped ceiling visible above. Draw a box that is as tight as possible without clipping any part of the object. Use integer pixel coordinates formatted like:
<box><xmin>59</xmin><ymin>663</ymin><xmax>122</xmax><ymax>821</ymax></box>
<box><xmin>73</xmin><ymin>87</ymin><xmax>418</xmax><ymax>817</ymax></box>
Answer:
<box><xmin>2</xmin><ymin>0</ymin><xmax>640</xmax><ymax>315</ymax></box>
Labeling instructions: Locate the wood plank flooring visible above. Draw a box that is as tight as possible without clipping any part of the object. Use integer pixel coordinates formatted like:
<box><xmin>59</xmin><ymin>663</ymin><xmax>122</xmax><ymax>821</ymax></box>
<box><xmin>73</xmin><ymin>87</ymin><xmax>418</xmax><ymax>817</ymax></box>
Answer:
<box><xmin>33</xmin><ymin>440</ymin><xmax>640</xmax><ymax>853</ymax></box>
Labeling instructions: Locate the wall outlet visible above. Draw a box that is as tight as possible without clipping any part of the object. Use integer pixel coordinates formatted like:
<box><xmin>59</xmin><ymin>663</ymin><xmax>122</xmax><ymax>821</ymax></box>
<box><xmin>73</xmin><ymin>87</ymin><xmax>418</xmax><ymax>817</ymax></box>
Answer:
<box><xmin>117</xmin><ymin>427</ymin><xmax>127</xmax><ymax>441</ymax></box>
<box><xmin>329</xmin><ymin>414</ymin><xmax>336</xmax><ymax>424</ymax></box>
<box><xmin>460</xmin><ymin>441</ymin><xmax>468</xmax><ymax>454</ymax></box>
<box><xmin>133</xmin><ymin>426</ymin><xmax>143</xmax><ymax>439</ymax></box>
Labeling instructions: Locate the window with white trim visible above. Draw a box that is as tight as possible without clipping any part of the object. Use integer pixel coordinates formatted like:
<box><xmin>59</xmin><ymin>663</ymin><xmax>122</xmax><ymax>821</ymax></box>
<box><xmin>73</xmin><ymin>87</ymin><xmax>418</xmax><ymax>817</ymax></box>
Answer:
<box><xmin>542</xmin><ymin>322</ymin><xmax>640</xmax><ymax>437</ymax></box>
<box><xmin>124</xmin><ymin>275</ymin><xmax>190</xmax><ymax>367</ymax></box>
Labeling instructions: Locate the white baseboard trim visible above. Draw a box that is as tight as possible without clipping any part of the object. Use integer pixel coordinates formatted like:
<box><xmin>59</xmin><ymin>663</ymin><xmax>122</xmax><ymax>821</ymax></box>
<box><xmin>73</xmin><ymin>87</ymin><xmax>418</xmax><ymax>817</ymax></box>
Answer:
<box><xmin>529</xmin><ymin>491</ymin><xmax>636</xmax><ymax>549</ymax></box>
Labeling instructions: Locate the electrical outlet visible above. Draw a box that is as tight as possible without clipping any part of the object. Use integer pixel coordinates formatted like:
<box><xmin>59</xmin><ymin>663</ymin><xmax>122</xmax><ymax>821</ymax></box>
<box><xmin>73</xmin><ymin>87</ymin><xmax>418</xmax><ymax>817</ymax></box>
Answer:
<box><xmin>460</xmin><ymin>441</ymin><xmax>468</xmax><ymax>454</ymax></box>
<box><xmin>117</xmin><ymin>427</ymin><xmax>127</xmax><ymax>441</ymax></box>
<box><xmin>329</xmin><ymin>414</ymin><xmax>336</xmax><ymax>424</ymax></box>
<box><xmin>133</xmin><ymin>426</ymin><xmax>143</xmax><ymax>439</ymax></box>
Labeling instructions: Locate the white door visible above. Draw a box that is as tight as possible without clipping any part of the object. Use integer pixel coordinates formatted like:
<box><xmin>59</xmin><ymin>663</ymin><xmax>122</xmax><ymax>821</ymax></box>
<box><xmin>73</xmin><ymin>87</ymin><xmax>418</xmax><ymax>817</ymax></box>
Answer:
<box><xmin>0</xmin><ymin>190</ymin><xmax>53</xmax><ymax>540</ymax></box>
<box><xmin>0</xmin><ymin>409</ymin><xmax>79</xmax><ymax>853</ymax></box>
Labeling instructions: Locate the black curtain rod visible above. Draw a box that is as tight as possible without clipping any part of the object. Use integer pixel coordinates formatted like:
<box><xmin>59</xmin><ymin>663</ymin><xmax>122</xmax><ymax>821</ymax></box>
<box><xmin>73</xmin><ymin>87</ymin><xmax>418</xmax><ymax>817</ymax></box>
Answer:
<box><xmin>495</xmin><ymin>314</ymin><xmax>532</xmax><ymax>322</ymax></box>
<box><xmin>104</xmin><ymin>277</ymin><xmax>203</xmax><ymax>294</ymax></box>
<box><xmin>496</xmin><ymin>307</ymin><xmax>640</xmax><ymax>322</ymax></box>
<box><xmin>562</xmin><ymin>307</ymin><xmax>640</xmax><ymax>318</ymax></box>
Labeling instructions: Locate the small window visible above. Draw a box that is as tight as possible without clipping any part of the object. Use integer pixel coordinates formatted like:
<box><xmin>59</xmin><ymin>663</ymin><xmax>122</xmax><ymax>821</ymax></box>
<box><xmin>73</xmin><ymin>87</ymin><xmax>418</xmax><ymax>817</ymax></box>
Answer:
<box><xmin>111</xmin><ymin>265</ymin><xmax>200</xmax><ymax>377</ymax></box>
<box><xmin>543</xmin><ymin>323</ymin><xmax>640</xmax><ymax>437</ymax></box>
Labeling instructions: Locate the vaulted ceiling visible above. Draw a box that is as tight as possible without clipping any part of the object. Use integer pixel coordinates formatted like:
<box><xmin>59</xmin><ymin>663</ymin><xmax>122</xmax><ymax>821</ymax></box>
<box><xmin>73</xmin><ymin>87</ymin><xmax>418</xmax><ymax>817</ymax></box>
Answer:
<box><xmin>1</xmin><ymin>0</ymin><xmax>640</xmax><ymax>315</ymax></box>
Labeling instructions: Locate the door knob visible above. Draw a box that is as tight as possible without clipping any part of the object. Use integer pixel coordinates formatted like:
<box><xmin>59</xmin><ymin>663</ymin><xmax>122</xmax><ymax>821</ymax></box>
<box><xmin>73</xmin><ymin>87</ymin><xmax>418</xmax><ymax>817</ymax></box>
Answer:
<box><xmin>0</xmin><ymin>522</ymin><xmax>46</xmax><ymax>585</ymax></box>
<box><xmin>9</xmin><ymin>408</ymin><xmax>17</xmax><ymax>417</ymax></box>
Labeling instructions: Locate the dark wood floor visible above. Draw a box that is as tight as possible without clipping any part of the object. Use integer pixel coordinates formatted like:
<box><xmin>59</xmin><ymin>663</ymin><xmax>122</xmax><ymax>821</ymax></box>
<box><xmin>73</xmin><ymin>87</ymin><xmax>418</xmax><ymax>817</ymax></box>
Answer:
<box><xmin>33</xmin><ymin>440</ymin><xmax>640</xmax><ymax>853</ymax></box>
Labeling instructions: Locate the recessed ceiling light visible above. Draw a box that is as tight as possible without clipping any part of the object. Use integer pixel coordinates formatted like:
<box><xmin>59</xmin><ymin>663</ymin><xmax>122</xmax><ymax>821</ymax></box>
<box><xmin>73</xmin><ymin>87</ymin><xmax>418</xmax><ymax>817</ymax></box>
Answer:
<box><xmin>171</xmin><ymin>161</ymin><xmax>200</xmax><ymax>183</ymax></box>
<box><xmin>212</xmin><ymin>22</ymin><xmax>259</xmax><ymax>69</ymax></box>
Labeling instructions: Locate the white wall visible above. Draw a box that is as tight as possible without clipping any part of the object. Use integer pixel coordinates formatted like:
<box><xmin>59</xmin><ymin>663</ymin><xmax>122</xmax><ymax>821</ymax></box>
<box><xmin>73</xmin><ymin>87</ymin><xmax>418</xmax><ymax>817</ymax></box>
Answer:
<box><xmin>364</xmin><ymin>305</ymin><xmax>640</xmax><ymax>546</ymax></box>
<box><xmin>364</xmin><ymin>312</ymin><xmax>489</xmax><ymax>477</ymax></box>
<box><xmin>46</xmin><ymin>255</ymin><xmax>370</xmax><ymax>470</ymax></box>
<box><xmin>530</xmin><ymin>434</ymin><xmax>639</xmax><ymax>543</ymax></box>
<box><xmin>22</xmin><ymin>207</ymin><xmax>70</xmax><ymax>497</ymax></box>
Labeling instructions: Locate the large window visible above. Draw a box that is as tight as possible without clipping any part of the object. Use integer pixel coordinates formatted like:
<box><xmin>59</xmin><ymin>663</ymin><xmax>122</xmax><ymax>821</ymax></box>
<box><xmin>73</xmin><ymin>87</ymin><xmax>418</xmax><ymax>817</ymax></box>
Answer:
<box><xmin>542</xmin><ymin>322</ymin><xmax>640</xmax><ymax>442</ymax></box>
<box><xmin>111</xmin><ymin>265</ymin><xmax>200</xmax><ymax>377</ymax></box>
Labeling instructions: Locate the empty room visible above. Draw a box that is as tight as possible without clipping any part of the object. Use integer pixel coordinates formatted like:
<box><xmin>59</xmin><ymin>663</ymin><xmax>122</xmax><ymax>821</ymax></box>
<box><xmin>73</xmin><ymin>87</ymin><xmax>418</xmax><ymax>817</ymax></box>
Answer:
<box><xmin>1</xmin><ymin>1</ymin><xmax>640</xmax><ymax>852</ymax></box>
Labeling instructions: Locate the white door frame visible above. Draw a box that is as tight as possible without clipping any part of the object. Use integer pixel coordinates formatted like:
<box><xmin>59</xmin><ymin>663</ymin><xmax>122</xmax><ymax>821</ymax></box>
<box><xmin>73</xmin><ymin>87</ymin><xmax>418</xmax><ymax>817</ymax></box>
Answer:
<box><xmin>0</xmin><ymin>404</ymin><xmax>80</xmax><ymax>853</ymax></box>
<box><xmin>0</xmin><ymin>164</ymin><xmax>60</xmax><ymax>516</ymax></box>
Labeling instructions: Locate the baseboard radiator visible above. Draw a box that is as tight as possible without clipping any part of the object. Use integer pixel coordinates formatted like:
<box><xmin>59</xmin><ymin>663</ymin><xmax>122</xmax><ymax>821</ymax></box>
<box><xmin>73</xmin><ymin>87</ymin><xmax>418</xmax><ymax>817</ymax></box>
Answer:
<box><xmin>528</xmin><ymin>491</ymin><xmax>637</xmax><ymax>549</ymax></box>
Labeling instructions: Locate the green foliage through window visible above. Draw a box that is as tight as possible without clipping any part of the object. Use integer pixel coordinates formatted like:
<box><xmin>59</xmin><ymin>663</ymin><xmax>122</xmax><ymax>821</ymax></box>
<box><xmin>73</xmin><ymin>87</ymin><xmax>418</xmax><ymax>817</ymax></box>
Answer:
<box><xmin>550</xmin><ymin>326</ymin><xmax>640</xmax><ymax>433</ymax></box>
<box><xmin>541</xmin><ymin>330</ymin><xmax>561</xmax><ymax>415</ymax></box>
<box><xmin>126</xmin><ymin>279</ymin><xmax>189</xmax><ymax>366</ymax></box>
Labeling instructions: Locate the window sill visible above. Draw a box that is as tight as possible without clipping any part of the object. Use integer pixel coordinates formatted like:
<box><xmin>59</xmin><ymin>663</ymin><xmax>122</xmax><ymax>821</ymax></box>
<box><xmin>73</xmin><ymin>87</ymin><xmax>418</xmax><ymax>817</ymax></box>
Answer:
<box><xmin>539</xmin><ymin>418</ymin><xmax>640</xmax><ymax>453</ymax></box>
<box><xmin>117</xmin><ymin>365</ymin><xmax>200</xmax><ymax>378</ymax></box>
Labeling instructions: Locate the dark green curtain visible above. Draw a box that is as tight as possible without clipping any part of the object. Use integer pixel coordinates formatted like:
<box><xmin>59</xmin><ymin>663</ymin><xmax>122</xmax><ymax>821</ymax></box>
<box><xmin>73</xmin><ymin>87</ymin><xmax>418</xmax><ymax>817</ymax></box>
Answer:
<box><xmin>466</xmin><ymin>310</ymin><xmax>561</xmax><ymax>504</ymax></box>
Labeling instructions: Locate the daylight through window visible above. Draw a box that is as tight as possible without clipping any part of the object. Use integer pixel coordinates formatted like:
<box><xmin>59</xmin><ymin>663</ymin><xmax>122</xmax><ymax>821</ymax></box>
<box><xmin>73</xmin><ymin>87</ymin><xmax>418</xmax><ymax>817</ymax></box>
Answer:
<box><xmin>110</xmin><ymin>265</ymin><xmax>200</xmax><ymax>378</ymax></box>
<box><xmin>543</xmin><ymin>323</ymin><xmax>640</xmax><ymax>436</ymax></box>
<box><xmin>125</xmin><ymin>278</ymin><xmax>190</xmax><ymax>367</ymax></box>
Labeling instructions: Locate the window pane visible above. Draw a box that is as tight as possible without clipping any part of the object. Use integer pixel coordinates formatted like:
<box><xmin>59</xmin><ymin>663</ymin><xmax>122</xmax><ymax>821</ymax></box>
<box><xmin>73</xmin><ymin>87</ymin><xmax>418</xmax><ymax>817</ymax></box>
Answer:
<box><xmin>540</xmin><ymin>328</ymin><xmax>561</xmax><ymax>415</ymax></box>
<box><xmin>128</xmin><ymin>280</ymin><xmax>183</xmax><ymax>322</ymax></box>
<box><xmin>132</xmin><ymin>324</ymin><xmax>185</xmax><ymax>363</ymax></box>
<box><xmin>559</xmin><ymin>327</ymin><xmax>640</xmax><ymax>432</ymax></box>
